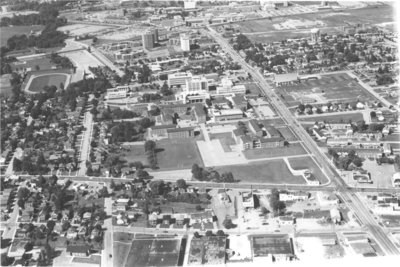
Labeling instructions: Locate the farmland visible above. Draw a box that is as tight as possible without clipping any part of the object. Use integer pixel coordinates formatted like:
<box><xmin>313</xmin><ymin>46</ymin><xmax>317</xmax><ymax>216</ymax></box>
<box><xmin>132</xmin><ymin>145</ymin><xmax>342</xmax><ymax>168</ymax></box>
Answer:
<box><xmin>216</xmin><ymin>159</ymin><xmax>306</xmax><ymax>184</ymax></box>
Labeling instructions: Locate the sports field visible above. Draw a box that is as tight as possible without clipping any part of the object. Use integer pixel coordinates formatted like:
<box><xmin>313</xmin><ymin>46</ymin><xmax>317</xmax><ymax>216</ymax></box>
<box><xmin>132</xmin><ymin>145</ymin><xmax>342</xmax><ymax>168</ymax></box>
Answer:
<box><xmin>280</xmin><ymin>73</ymin><xmax>378</xmax><ymax>106</ymax></box>
<box><xmin>216</xmin><ymin>159</ymin><xmax>306</xmax><ymax>184</ymax></box>
<box><xmin>155</xmin><ymin>139</ymin><xmax>203</xmax><ymax>170</ymax></box>
<box><xmin>288</xmin><ymin>156</ymin><xmax>329</xmax><ymax>184</ymax></box>
<box><xmin>26</xmin><ymin>73</ymin><xmax>69</xmax><ymax>93</ymax></box>
<box><xmin>124</xmin><ymin>239</ymin><xmax>181</xmax><ymax>267</ymax></box>
<box><xmin>123</xmin><ymin>144</ymin><xmax>149</xmax><ymax>166</ymax></box>
<box><xmin>243</xmin><ymin>144</ymin><xmax>307</xmax><ymax>160</ymax></box>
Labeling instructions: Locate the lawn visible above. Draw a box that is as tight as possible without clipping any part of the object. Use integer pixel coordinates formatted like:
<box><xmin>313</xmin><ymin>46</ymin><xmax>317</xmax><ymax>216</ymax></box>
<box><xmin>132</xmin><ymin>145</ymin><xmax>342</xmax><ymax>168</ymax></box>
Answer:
<box><xmin>216</xmin><ymin>159</ymin><xmax>306</xmax><ymax>184</ymax></box>
<box><xmin>114</xmin><ymin>232</ymin><xmax>135</xmax><ymax>243</ymax></box>
<box><xmin>0</xmin><ymin>25</ymin><xmax>44</xmax><ymax>46</ymax></box>
<box><xmin>243</xmin><ymin>144</ymin><xmax>307</xmax><ymax>160</ymax></box>
<box><xmin>122</xmin><ymin>144</ymin><xmax>149</xmax><ymax>166</ymax></box>
<box><xmin>288</xmin><ymin>156</ymin><xmax>329</xmax><ymax>184</ymax></box>
<box><xmin>298</xmin><ymin>113</ymin><xmax>364</xmax><ymax>123</ymax></box>
<box><xmin>245</xmin><ymin>82</ymin><xmax>262</xmax><ymax>95</ymax></box>
<box><xmin>11</xmin><ymin>56</ymin><xmax>54</xmax><ymax>72</ymax></box>
<box><xmin>158</xmin><ymin>202</ymin><xmax>208</xmax><ymax>214</ymax></box>
<box><xmin>155</xmin><ymin>139</ymin><xmax>203</xmax><ymax>171</ymax></box>
<box><xmin>27</xmin><ymin>73</ymin><xmax>69</xmax><ymax>93</ymax></box>
<box><xmin>124</xmin><ymin>239</ymin><xmax>181</xmax><ymax>267</ymax></box>
<box><xmin>114</xmin><ymin>242</ymin><xmax>133</xmax><ymax>267</ymax></box>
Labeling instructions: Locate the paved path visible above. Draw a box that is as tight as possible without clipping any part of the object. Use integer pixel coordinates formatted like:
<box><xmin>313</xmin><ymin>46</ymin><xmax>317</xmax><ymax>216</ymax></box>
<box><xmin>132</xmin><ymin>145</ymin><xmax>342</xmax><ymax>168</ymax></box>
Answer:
<box><xmin>78</xmin><ymin>109</ymin><xmax>94</xmax><ymax>176</ymax></box>
<box><xmin>101</xmin><ymin>198</ymin><xmax>113</xmax><ymax>267</ymax></box>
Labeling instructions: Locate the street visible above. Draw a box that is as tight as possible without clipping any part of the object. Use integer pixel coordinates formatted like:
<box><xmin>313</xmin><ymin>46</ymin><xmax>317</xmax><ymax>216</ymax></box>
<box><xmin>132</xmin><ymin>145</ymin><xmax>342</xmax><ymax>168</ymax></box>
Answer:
<box><xmin>204</xmin><ymin>25</ymin><xmax>400</xmax><ymax>256</ymax></box>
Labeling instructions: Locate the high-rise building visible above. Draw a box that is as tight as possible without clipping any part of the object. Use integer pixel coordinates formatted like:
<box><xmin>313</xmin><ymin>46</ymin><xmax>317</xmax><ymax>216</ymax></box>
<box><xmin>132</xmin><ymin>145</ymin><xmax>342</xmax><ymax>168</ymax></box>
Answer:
<box><xmin>310</xmin><ymin>28</ymin><xmax>320</xmax><ymax>43</ymax></box>
<box><xmin>153</xmin><ymin>28</ymin><xmax>159</xmax><ymax>43</ymax></box>
<box><xmin>180</xmin><ymin>34</ymin><xmax>190</xmax><ymax>52</ymax></box>
<box><xmin>142</xmin><ymin>31</ymin><xmax>155</xmax><ymax>49</ymax></box>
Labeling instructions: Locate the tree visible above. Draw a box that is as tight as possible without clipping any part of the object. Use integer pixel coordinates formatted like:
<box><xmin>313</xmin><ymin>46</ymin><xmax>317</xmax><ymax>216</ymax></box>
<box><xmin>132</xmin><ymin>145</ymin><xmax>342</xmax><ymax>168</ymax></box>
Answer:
<box><xmin>144</xmin><ymin>140</ymin><xmax>156</xmax><ymax>152</ymax></box>
<box><xmin>49</xmin><ymin>175</ymin><xmax>58</xmax><ymax>186</ymax></box>
<box><xmin>176</xmin><ymin>179</ymin><xmax>187</xmax><ymax>189</ymax></box>
<box><xmin>98</xmin><ymin>186</ymin><xmax>109</xmax><ymax>198</ymax></box>
<box><xmin>46</xmin><ymin>220</ymin><xmax>55</xmax><ymax>231</ymax></box>
<box><xmin>269</xmin><ymin>188</ymin><xmax>286</xmax><ymax>216</ymax></box>
<box><xmin>261</xmin><ymin>207</ymin><xmax>269</xmax><ymax>215</ymax></box>
<box><xmin>205</xmin><ymin>230</ymin><xmax>213</xmax><ymax>237</ymax></box>
<box><xmin>24</xmin><ymin>242</ymin><xmax>34</xmax><ymax>252</ymax></box>
<box><xmin>1</xmin><ymin>255</ymin><xmax>14</xmax><ymax>266</ymax></box>
<box><xmin>136</xmin><ymin>169</ymin><xmax>150</xmax><ymax>180</ymax></box>
<box><xmin>61</xmin><ymin>221</ymin><xmax>70</xmax><ymax>231</ymax></box>
<box><xmin>193</xmin><ymin>232</ymin><xmax>201</xmax><ymax>238</ymax></box>
<box><xmin>196</xmin><ymin>205</ymin><xmax>203</xmax><ymax>211</ymax></box>
<box><xmin>222</xmin><ymin>218</ymin><xmax>235</xmax><ymax>229</ymax></box>
<box><xmin>216</xmin><ymin>230</ymin><xmax>225</xmax><ymax>236</ymax></box>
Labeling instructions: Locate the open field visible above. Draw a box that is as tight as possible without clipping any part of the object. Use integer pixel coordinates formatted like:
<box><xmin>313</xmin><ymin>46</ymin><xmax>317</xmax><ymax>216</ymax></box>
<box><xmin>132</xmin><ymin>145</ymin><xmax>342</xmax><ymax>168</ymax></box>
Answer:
<box><xmin>298</xmin><ymin>113</ymin><xmax>364</xmax><ymax>123</ymax></box>
<box><xmin>155</xmin><ymin>139</ymin><xmax>203</xmax><ymax>171</ymax></box>
<box><xmin>27</xmin><ymin>73</ymin><xmax>69</xmax><ymax>93</ymax></box>
<box><xmin>57</xmin><ymin>23</ymin><xmax>113</xmax><ymax>36</ymax></box>
<box><xmin>0</xmin><ymin>25</ymin><xmax>44</xmax><ymax>46</ymax></box>
<box><xmin>114</xmin><ymin>242</ymin><xmax>133</xmax><ymax>267</ymax></box>
<box><xmin>216</xmin><ymin>159</ymin><xmax>306</xmax><ymax>184</ymax></box>
<box><xmin>243</xmin><ymin>144</ymin><xmax>307</xmax><ymax>160</ymax></box>
<box><xmin>288</xmin><ymin>156</ymin><xmax>329</xmax><ymax>184</ymax></box>
<box><xmin>281</xmin><ymin>73</ymin><xmax>378</xmax><ymax>106</ymax></box>
<box><xmin>124</xmin><ymin>239</ymin><xmax>181</xmax><ymax>267</ymax></box>
<box><xmin>10</xmin><ymin>56</ymin><xmax>54</xmax><ymax>72</ymax></box>
<box><xmin>0</xmin><ymin>74</ymin><xmax>12</xmax><ymax>97</ymax></box>
<box><xmin>122</xmin><ymin>144</ymin><xmax>149</xmax><ymax>166</ymax></box>
<box><xmin>235</xmin><ymin>5</ymin><xmax>395</xmax><ymax>43</ymax></box>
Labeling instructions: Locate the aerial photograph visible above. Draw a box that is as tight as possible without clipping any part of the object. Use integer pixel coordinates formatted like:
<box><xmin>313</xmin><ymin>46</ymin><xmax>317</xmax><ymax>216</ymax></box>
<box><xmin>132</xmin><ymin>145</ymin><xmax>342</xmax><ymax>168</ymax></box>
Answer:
<box><xmin>0</xmin><ymin>0</ymin><xmax>399</xmax><ymax>266</ymax></box>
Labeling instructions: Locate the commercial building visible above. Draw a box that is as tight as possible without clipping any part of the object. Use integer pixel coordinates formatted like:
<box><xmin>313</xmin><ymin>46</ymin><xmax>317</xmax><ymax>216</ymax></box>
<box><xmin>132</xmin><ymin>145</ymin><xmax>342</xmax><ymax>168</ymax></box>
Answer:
<box><xmin>185</xmin><ymin>76</ymin><xmax>209</xmax><ymax>92</ymax></box>
<box><xmin>251</xmin><ymin>234</ymin><xmax>295</xmax><ymax>262</ymax></box>
<box><xmin>180</xmin><ymin>33</ymin><xmax>191</xmax><ymax>52</ymax></box>
<box><xmin>274</xmin><ymin>73</ymin><xmax>298</xmax><ymax>86</ymax></box>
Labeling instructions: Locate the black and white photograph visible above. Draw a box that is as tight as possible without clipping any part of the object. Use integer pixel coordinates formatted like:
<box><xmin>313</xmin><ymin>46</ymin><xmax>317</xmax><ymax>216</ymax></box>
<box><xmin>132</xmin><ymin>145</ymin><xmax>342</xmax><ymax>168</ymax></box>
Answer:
<box><xmin>0</xmin><ymin>0</ymin><xmax>399</xmax><ymax>266</ymax></box>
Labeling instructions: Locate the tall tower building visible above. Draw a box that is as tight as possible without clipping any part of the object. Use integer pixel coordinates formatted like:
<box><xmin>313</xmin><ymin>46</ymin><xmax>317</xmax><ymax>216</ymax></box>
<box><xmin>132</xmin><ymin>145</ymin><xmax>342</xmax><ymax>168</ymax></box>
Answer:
<box><xmin>153</xmin><ymin>28</ymin><xmax>159</xmax><ymax>43</ymax></box>
<box><xmin>180</xmin><ymin>34</ymin><xmax>190</xmax><ymax>52</ymax></box>
<box><xmin>310</xmin><ymin>28</ymin><xmax>320</xmax><ymax>43</ymax></box>
<box><xmin>142</xmin><ymin>31</ymin><xmax>155</xmax><ymax>49</ymax></box>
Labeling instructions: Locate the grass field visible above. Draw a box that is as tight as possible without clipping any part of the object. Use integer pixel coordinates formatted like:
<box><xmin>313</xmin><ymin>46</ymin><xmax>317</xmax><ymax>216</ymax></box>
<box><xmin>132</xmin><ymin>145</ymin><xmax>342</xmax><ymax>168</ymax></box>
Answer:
<box><xmin>281</xmin><ymin>73</ymin><xmax>378</xmax><ymax>106</ymax></box>
<box><xmin>216</xmin><ymin>159</ymin><xmax>306</xmax><ymax>184</ymax></box>
<box><xmin>298</xmin><ymin>113</ymin><xmax>364</xmax><ymax>123</ymax></box>
<box><xmin>0</xmin><ymin>25</ymin><xmax>44</xmax><ymax>46</ymax></box>
<box><xmin>288</xmin><ymin>156</ymin><xmax>329</xmax><ymax>184</ymax></box>
<box><xmin>124</xmin><ymin>239</ymin><xmax>181</xmax><ymax>267</ymax></box>
<box><xmin>245</xmin><ymin>82</ymin><xmax>262</xmax><ymax>95</ymax></box>
<box><xmin>11</xmin><ymin>56</ymin><xmax>54</xmax><ymax>72</ymax></box>
<box><xmin>243</xmin><ymin>144</ymin><xmax>307</xmax><ymax>160</ymax></box>
<box><xmin>155</xmin><ymin>139</ymin><xmax>203</xmax><ymax>171</ymax></box>
<box><xmin>27</xmin><ymin>73</ymin><xmax>68</xmax><ymax>93</ymax></box>
<box><xmin>123</xmin><ymin>144</ymin><xmax>149</xmax><ymax>166</ymax></box>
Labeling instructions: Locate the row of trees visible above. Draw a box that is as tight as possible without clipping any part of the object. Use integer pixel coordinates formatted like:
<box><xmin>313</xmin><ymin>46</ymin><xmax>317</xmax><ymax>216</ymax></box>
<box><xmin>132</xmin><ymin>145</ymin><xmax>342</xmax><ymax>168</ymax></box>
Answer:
<box><xmin>191</xmin><ymin>164</ymin><xmax>236</xmax><ymax>183</ymax></box>
<box><xmin>144</xmin><ymin>140</ymin><xmax>157</xmax><ymax>170</ymax></box>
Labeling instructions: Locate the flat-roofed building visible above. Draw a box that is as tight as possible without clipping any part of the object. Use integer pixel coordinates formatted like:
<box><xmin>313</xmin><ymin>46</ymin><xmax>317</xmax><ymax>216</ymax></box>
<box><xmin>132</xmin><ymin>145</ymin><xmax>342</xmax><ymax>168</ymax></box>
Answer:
<box><xmin>167</xmin><ymin>127</ymin><xmax>194</xmax><ymax>138</ymax></box>
<box><xmin>168</xmin><ymin>72</ymin><xmax>193</xmax><ymax>87</ymax></box>
<box><xmin>213</xmin><ymin>109</ymin><xmax>243</xmax><ymax>121</ymax></box>
<box><xmin>180</xmin><ymin>33</ymin><xmax>191</xmax><ymax>52</ymax></box>
<box><xmin>274</xmin><ymin>73</ymin><xmax>298</xmax><ymax>86</ymax></box>
<box><xmin>251</xmin><ymin>234</ymin><xmax>295</xmax><ymax>262</ymax></box>
<box><xmin>148</xmin><ymin>124</ymin><xmax>176</xmax><ymax>138</ymax></box>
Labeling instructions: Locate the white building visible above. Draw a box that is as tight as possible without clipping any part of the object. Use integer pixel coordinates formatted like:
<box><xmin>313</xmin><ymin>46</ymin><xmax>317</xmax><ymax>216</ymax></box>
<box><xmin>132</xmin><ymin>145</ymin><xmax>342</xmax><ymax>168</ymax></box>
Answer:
<box><xmin>392</xmin><ymin>173</ymin><xmax>400</xmax><ymax>187</ymax></box>
<box><xmin>180</xmin><ymin>34</ymin><xmax>191</xmax><ymax>52</ymax></box>
<box><xmin>168</xmin><ymin>72</ymin><xmax>193</xmax><ymax>87</ymax></box>
<box><xmin>106</xmin><ymin>86</ymin><xmax>131</xmax><ymax>99</ymax></box>
<box><xmin>184</xmin><ymin>0</ymin><xmax>196</xmax><ymax>9</ymax></box>
<box><xmin>216</xmin><ymin>77</ymin><xmax>246</xmax><ymax>95</ymax></box>
<box><xmin>185</xmin><ymin>76</ymin><xmax>208</xmax><ymax>92</ymax></box>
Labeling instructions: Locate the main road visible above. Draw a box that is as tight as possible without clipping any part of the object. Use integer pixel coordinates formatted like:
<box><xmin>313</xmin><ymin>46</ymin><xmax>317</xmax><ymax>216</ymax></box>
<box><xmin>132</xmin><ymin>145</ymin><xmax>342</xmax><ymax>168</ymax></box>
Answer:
<box><xmin>204</xmin><ymin>26</ymin><xmax>400</xmax><ymax>256</ymax></box>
